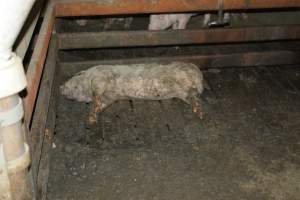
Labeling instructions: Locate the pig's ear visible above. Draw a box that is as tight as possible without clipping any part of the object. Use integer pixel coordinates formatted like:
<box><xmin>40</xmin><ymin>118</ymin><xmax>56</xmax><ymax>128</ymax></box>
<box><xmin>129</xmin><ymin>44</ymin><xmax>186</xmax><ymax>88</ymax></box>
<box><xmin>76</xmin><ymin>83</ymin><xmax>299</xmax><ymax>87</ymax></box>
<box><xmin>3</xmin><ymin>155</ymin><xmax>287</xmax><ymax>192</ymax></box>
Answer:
<box><xmin>59</xmin><ymin>85</ymin><xmax>65</xmax><ymax>94</ymax></box>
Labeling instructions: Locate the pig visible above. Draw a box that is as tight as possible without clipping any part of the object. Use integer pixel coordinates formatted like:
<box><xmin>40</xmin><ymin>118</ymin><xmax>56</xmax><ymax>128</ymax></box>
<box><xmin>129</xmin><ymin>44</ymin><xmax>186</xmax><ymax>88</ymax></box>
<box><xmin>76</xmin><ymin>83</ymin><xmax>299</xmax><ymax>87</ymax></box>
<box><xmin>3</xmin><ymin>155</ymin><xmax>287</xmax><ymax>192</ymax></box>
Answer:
<box><xmin>60</xmin><ymin>62</ymin><xmax>204</xmax><ymax>124</ymax></box>
<box><xmin>148</xmin><ymin>13</ymin><xmax>225</xmax><ymax>30</ymax></box>
<box><xmin>148</xmin><ymin>14</ymin><xmax>196</xmax><ymax>30</ymax></box>
<box><xmin>148</xmin><ymin>12</ymin><xmax>246</xmax><ymax>30</ymax></box>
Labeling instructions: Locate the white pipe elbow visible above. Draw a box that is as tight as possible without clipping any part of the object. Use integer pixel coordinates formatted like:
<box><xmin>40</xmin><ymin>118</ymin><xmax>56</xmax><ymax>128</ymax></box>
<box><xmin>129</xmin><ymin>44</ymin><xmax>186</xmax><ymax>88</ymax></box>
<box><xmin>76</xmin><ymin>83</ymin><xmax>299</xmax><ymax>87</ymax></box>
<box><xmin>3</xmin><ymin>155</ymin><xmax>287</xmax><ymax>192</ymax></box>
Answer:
<box><xmin>0</xmin><ymin>0</ymin><xmax>35</xmax><ymax>63</ymax></box>
<box><xmin>0</xmin><ymin>54</ymin><xmax>27</xmax><ymax>98</ymax></box>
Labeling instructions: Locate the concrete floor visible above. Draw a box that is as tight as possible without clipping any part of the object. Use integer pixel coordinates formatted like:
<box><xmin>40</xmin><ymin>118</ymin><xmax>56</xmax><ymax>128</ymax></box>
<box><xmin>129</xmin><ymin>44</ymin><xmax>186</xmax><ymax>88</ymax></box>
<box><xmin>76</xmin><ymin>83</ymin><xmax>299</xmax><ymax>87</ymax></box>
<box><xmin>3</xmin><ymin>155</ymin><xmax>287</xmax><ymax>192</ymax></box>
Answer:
<box><xmin>47</xmin><ymin>66</ymin><xmax>300</xmax><ymax>200</ymax></box>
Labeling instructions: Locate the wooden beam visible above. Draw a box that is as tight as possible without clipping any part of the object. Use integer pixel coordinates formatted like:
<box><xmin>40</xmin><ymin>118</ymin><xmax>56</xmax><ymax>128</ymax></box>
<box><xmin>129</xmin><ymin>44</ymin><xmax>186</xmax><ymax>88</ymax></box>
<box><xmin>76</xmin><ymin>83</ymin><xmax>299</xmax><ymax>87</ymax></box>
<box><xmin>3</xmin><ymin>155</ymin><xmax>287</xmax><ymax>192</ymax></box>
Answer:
<box><xmin>54</xmin><ymin>0</ymin><xmax>300</xmax><ymax>16</ymax></box>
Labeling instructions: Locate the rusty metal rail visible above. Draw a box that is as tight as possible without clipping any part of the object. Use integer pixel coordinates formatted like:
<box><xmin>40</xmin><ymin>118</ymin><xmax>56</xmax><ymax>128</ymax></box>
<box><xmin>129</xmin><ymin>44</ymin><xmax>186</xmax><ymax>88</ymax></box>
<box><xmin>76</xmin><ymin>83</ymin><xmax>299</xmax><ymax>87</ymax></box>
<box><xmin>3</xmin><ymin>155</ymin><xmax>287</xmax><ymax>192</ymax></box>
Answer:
<box><xmin>24</xmin><ymin>3</ymin><xmax>55</xmax><ymax>124</ymax></box>
<box><xmin>30</xmin><ymin>36</ymin><xmax>57</xmax><ymax>198</ymax></box>
<box><xmin>57</xmin><ymin>25</ymin><xmax>300</xmax><ymax>49</ymax></box>
<box><xmin>53</xmin><ymin>0</ymin><xmax>300</xmax><ymax>16</ymax></box>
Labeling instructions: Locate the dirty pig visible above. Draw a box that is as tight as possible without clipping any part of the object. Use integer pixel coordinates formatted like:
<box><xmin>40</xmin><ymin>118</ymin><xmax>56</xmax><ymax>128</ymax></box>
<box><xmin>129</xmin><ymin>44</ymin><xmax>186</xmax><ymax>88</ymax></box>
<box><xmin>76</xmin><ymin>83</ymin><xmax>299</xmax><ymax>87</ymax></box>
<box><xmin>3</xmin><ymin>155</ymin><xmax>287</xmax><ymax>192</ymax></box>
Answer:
<box><xmin>148</xmin><ymin>14</ymin><xmax>196</xmax><ymax>30</ymax></box>
<box><xmin>60</xmin><ymin>62</ymin><xmax>204</xmax><ymax>124</ymax></box>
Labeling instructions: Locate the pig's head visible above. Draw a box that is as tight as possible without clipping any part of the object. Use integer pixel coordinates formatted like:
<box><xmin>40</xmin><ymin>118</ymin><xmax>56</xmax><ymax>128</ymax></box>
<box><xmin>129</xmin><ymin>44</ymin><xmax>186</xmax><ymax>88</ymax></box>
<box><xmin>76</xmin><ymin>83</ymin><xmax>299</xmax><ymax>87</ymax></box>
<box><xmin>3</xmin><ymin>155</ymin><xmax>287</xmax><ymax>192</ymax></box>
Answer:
<box><xmin>60</xmin><ymin>71</ymin><xmax>92</xmax><ymax>102</ymax></box>
<box><xmin>148</xmin><ymin>14</ymin><xmax>171</xmax><ymax>30</ymax></box>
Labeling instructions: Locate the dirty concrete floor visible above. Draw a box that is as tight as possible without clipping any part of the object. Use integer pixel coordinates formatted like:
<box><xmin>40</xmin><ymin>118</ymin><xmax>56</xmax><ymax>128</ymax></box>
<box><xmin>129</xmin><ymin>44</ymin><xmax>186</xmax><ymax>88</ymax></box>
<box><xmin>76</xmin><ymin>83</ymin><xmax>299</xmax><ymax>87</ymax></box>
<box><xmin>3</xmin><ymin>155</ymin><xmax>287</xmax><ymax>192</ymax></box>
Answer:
<box><xmin>47</xmin><ymin>15</ymin><xmax>300</xmax><ymax>200</ymax></box>
<box><xmin>47</xmin><ymin>65</ymin><xmax>300</xmax><ymax>200</ymax></box>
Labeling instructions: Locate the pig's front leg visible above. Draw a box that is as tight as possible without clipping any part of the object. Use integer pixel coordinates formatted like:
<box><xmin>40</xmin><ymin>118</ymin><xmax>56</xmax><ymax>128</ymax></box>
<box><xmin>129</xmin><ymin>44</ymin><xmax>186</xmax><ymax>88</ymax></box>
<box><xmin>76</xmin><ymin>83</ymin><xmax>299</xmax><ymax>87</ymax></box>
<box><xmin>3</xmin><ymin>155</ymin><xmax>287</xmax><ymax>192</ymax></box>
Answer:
<box><xmin>88</xmin><ymin>94</ymin><xmax>115</xmax><ymax>124</ymax></box>
<box><xmin>203</xmin><ymin>14</ymin><xmax>211</xmax><ymax>27</ymax></box>
<box><xmin>192</xmin><ymin>98</ymin><xmax>204</xmax><ymax>119</ymax></box>
<box><xmin>88</xmin><ymin>77</ymin><xmax>108</xmax><ymax>124</ymax></box>
<box><xmin>88</xmin><ymin>92</ymin><xmax>102</xmax><ymax>124</ymax></box>
<box><xmin>191</xmin><ymin>98</ymin><xmax>204</xmax><ymax>119</ymax></box>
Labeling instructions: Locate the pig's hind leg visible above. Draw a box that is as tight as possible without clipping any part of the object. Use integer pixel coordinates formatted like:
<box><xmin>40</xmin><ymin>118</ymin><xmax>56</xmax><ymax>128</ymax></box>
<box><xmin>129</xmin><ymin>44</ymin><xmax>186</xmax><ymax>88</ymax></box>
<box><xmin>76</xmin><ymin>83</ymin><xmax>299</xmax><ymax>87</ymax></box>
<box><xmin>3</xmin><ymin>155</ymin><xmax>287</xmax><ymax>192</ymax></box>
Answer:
<box><xmin>203</xmin><ymin>14</ymin><xmax>211</xmax><ymax>27</ymax></box>
<box><xmin>172</xmin><ymin>21</ymin><xmax>180</xmax><ymax>29</ymax></box>
<box><xmin>174</xmin><ymin>18</ymin><xmax>189</xmax><ymax>29</ymax></box>
<box><xmin>185</xmin><ymin>89</ymin><xmax>204</xmax><ymax>119</ymax></box>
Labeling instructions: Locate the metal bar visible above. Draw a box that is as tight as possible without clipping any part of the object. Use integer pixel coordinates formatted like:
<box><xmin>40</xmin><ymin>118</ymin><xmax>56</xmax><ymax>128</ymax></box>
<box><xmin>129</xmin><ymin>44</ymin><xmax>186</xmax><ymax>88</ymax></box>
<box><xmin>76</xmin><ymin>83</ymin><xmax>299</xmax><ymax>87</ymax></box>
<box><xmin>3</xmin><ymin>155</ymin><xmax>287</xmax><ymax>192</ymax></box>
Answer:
<box><xmin>29</xmin><ymin>35</ymin><xmax>57</xmax><ymax>194</ymax></box>
<box><xmin>57</xmin><ymin>25</ymin><xmax>300</xmax><ymax>50</ymax></box>
<box><xmin>24</xmin><ymin>3</ymin><xmax>55</xmax><ymax>125</ymax></box>
<box><xmin>36</xmin><ymin>70</ymin><xmax>57</xmax><ymax>200</ymax></box>
<box><xmin>59</xmin><ymin>51</ymin><xmax>300</xmax><ymax>74</ymax></box>
<box><xmin>54</xmin><ymin>0</ymin><xmax>300</xmax><ymax>17</ymax></box>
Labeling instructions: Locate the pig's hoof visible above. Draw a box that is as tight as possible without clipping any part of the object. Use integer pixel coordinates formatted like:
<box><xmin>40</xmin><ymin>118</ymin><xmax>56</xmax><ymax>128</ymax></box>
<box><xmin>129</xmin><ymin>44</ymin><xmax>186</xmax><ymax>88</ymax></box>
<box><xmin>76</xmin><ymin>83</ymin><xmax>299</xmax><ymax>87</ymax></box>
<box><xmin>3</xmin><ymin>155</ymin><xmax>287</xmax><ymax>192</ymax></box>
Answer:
<box><xmin>192</xmin><ymin>107</ymin><xmax>203</xmax><ymax>119</ymax></box>
<box><xmin>88</xmin><ymin>115</ymin><xmax>97</xmax><ymax>125</ymax></box>
<box><xmin>193</xmin><ymin>106</ymin><xmax>197</xmax><ymax>113</ymax></box>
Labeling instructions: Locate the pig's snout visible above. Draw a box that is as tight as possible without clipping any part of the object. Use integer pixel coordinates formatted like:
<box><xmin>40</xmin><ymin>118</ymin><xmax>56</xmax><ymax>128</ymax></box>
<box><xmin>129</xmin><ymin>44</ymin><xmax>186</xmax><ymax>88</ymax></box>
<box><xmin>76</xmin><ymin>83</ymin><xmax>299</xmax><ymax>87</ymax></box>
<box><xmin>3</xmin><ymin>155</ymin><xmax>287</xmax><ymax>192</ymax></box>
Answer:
<box><xmin>60</xmin><ymin>85</ymin><xmax>74</xmax><ymax>99</ymax></box>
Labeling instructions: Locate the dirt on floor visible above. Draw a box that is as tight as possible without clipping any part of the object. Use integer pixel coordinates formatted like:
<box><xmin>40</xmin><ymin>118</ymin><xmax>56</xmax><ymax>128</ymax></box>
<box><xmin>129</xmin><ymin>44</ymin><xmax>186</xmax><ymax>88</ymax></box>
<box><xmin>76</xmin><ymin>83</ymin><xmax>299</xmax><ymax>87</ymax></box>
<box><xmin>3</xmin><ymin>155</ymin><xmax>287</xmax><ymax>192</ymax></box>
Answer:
<box><xmin>47</xmin><ymin>65</ymin><xmax>300</xmax><ymax>200</ymax></box>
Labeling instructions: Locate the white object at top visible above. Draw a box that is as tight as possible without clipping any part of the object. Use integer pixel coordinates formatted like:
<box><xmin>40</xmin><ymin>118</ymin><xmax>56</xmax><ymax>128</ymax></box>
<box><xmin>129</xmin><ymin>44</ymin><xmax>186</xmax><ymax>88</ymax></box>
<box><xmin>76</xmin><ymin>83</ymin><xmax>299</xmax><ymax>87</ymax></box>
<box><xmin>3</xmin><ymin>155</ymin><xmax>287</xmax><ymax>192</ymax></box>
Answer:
<box><xmin>0</xmin><ymin>0</ymin><xmax>35</xmax><ymax>64</ymax></box>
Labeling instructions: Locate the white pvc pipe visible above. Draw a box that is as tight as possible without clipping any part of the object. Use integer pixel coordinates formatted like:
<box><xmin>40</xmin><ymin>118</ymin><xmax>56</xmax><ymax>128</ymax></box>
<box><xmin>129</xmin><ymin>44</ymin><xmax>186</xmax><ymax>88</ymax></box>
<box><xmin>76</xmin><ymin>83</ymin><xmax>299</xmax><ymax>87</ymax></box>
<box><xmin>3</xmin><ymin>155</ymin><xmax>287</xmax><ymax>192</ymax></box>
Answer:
<box><xmin>0</xmin><ymin>1</ymin><xmax>36</xmax><ymax>198</ymax></box>
<box><xmin>0</xmin><ymin>0</ymin><xmax>35</xmax><ymax>64</ymax></box>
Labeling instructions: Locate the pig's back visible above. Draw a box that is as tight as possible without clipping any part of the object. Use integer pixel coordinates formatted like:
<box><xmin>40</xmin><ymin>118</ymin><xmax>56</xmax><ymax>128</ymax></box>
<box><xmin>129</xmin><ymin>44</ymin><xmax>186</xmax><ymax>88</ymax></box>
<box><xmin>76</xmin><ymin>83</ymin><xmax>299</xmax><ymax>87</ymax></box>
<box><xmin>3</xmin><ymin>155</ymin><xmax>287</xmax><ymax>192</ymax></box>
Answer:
<box><xmin>88</xmin><ymin>62</ymin><xmax>202</xmax><ymax>86</ymax></box>
<box><xmin>106</xmin><ymin>62</ymin><xmax>202</xmax><ymax>99</ymax></box>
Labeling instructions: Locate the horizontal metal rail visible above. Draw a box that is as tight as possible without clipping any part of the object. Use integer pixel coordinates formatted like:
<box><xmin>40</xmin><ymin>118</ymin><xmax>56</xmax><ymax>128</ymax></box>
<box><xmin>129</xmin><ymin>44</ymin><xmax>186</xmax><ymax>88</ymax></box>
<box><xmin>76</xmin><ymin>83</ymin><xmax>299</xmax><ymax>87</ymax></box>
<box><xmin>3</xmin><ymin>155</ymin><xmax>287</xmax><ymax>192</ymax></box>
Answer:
<box><xmin>54</xmin><ymin>0</ymin><xmax>300</xmax><ymax>16</ymax></box>
<box><xmin>57</xmin><ymin>25</ymin><xmax>300</xmax><ymax>49</ymax></box>
<box><xmin>60</xmin><ymin>51</ymin><xmax>300</xmax><ymax>71</ymax></box>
